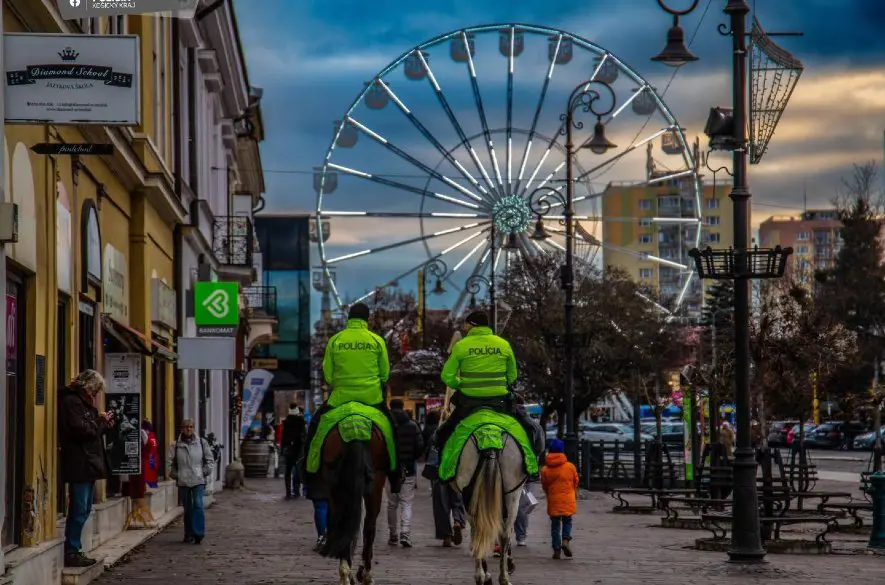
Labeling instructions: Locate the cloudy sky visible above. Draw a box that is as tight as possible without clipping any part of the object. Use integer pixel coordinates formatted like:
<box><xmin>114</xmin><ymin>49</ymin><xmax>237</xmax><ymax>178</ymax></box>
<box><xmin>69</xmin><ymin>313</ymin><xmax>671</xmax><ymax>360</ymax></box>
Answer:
<box><xmin>236</xmin><ymin>0</ymin><xmax>885</xmax><ymax>314</ymax></box>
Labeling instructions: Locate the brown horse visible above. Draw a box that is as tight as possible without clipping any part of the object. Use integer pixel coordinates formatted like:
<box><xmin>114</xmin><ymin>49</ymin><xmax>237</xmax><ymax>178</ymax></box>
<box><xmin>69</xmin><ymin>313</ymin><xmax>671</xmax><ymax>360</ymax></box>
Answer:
<box><xmin>319</xmin><ymin>424</ymin><xmax>389</xmax><ymax>585</ymax></box>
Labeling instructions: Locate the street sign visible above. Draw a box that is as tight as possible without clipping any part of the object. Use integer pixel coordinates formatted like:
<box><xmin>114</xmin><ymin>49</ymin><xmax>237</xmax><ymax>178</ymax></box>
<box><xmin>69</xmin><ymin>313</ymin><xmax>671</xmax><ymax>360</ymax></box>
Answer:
<box><xmin>194</xmin><ymin>281</ymin><xmax>239</xmax><ymax>337</ymax></box>
<box><xmin>30</xmin><ymin>143</ymin><xmax>114</xmax><ymax>155</ymax></box>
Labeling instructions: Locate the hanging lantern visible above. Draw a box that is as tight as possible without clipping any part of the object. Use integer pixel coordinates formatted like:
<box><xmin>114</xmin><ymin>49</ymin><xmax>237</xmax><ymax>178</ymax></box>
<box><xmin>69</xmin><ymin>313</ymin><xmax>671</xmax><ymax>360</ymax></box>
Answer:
<box><xmin>661</xmin><ymin>127</ymin><xmax>685</xmax><ymax>155</ymax></box>
<box><xmin>498</xmin><ymin>28</ymin><xmax>524</xmax><ymax>57</ymax></box>
<box><xmin>548</xmin><ymin>36</ymin><xmax>573</xmax><ymax>64</ymax></box>
<box><xmin>404</xmin><ymin>51</ymin><xmax>428</xmax><ymax>81</ymax></box>
<box><xmin>631</xmin><ymin>87</ymin><xmax>657</xmax><ymax>116</ymax></box>
<box><xmin>593</xmin><ymin>55</ymin><xmax>619</xmax><ymax>84</ymax></box>
<box><xmin>364</xmin><ymin>80</ymin><xmax>389</xmax><ymax>110</ymax></box>
<box><xmin>314</xmin><ymin>166</ymin><xmax>338</xmax><ymax>195</ymax></box>
<box><xmin>451</xmin><ymin>32</ymin><xmax>475</xmax><ymax>63</ymax></box>
<box><xmin>333</xmin><ymin>120</ymin><xmax>357</xmax><ymax>148</ymax></box>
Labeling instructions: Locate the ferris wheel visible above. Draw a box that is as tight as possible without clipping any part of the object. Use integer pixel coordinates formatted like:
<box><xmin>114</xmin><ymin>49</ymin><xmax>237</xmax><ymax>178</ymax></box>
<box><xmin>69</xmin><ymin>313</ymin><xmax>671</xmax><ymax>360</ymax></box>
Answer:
<box><xmin>314</xmin><ymin>23</ymin><xmax>703</xmax><ymax>316</ymax></box>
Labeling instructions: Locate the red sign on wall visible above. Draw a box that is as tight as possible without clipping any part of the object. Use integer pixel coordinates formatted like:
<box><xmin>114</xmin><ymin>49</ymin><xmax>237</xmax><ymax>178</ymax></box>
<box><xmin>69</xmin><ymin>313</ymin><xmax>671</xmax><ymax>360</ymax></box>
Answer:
<box><xmin>6</xmin><ymin>294</ymin><xmax>16</xmax><ymax>374</ymax></box>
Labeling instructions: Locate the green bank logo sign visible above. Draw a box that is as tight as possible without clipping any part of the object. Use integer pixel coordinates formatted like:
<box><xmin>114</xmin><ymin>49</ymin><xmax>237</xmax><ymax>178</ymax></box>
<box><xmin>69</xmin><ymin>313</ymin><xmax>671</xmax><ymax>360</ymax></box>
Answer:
<box><xmin>194</xmin><ymin>282</ymin><xmax>239</xmax><ymax>337</ymax></box>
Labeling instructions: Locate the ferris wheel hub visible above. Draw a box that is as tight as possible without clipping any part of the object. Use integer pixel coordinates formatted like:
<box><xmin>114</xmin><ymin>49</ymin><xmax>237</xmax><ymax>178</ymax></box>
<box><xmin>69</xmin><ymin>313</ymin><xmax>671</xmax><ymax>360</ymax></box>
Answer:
<box><xmin>492</xmin><ymin>195</ymin><xmax>533</xmax><ymax>235</ymax></box>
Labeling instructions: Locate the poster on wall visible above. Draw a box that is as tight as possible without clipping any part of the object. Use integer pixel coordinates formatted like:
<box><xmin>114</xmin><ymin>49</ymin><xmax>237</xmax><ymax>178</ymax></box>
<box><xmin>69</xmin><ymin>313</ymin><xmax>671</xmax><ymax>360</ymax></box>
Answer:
<box><xmin>239</xmin><ymin>369</ymin><xmax>274</xmax><ymax>440</ymax></box>
<box><xmin>104</xmin><ymin>353</ymin><xmax>142</xmax><ymax>475</ymax></box>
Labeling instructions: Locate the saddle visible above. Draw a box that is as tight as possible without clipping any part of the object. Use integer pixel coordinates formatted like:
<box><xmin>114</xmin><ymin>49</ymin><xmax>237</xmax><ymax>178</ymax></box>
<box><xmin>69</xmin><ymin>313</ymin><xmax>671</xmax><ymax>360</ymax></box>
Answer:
<box><xmin>305</xmin><ymin>402</ymin><xmax>397</xmax><ymax>474</ymax></box>
<box><xmin>455</xmin><ymin>394</ymin><xmax>512</xmax><ymax>416</ymax></box>
<box><xmin>438</xmin><ymin>409</ymin><xmax>538</xmax><ymax>482</ymax></box>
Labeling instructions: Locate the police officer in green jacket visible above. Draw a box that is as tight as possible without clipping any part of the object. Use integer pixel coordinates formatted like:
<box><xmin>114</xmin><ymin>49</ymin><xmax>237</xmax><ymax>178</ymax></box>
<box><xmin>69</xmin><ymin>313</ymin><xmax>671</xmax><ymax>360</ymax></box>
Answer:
<box><xmin>435</xmin><ymin>310</ymin><xmax>540</xmax><ymax>456</ymax></box>
<box><xmin>304</xmin><ymin>302</ymin><xmax>403</xmax><ymax>492</ymax></box>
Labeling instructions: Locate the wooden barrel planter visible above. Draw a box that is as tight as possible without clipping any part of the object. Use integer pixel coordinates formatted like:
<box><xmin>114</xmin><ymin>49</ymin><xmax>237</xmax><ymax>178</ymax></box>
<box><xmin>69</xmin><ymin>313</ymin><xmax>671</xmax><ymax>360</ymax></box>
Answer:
<box><xmin>241</xmin><ymin>440</ymin><xmax>271</xmax><ymax>478</ymax></box>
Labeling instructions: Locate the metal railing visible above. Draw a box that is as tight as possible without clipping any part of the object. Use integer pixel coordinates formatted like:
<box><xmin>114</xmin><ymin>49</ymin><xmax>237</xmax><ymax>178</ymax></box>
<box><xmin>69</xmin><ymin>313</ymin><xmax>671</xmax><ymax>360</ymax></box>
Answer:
<box><xmin>570</xmin><ymin>439</ymin><xmax>688</xmax><ymax>491</ymax></box>
<box><xmin>212</xmin><ymin>216</ymin><xmax>253</xmax><ymax>267</ymax></box>
<box><xmin>243</xmin><ymin>286</ymin><xmax>277</xmax><ymax>317</ymax></box>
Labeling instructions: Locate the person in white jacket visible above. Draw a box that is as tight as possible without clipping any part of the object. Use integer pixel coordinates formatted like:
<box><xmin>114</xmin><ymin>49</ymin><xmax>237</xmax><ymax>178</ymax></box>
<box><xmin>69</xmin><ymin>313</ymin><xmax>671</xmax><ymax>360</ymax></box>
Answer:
<box><xmin>167</xmin><ymin>419</ymin><xmax>215</xmax><ymax>544</ymax></box>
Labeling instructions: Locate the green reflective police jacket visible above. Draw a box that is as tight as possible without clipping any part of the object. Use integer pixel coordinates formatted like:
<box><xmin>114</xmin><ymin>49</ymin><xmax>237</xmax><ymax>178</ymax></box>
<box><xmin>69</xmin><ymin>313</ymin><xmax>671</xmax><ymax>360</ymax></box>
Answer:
<box><xmin>323</xmin><ymin>319</ymin><xmax>390</xmax><ymax>408</ymax></box>
<box><xmin>441</xmin><ymin>326</ymin><xmax>517</xmax><ymax>398</ymax></box>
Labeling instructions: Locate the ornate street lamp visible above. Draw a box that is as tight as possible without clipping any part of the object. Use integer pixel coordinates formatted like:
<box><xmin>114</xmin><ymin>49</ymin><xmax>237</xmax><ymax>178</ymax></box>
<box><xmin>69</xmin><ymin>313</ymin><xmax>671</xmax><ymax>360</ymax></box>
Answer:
<box><xmin>527</xmin><ymin>79</ymin><xmax>616</xmax><ymax>465</ymax></box>
<box><xmin>653</xmin><ymin>0</ymin><xmax>800</xmax><ymax>563</ymax></box>
<box><xmin>465</xmin><ymin>273</ymin><xmax>493</xmax><ymax>322</ymax></box>
<box><xmin>421</xmin><ymin>258</ymin><xmax>447</xmax><ymax>348</ymax></box>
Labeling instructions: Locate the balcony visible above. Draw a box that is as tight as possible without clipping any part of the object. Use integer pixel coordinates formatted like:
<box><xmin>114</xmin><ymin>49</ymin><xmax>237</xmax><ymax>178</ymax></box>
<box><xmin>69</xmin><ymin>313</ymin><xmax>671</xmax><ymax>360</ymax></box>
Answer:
<box><xmin>243</xmin><ymin>285</ymin><xmax>278</xmax><ymax>355</ymax></box>
<box><xmin>212</xmin><ymin>216</ymin><xmax>254</xmax><ymax>285</ymax></box>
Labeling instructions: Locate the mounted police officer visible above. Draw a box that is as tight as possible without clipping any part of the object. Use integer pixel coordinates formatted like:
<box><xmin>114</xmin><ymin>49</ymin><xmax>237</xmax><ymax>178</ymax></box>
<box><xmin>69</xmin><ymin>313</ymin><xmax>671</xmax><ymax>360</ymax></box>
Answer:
<box><xmin>435</xmin><ymin>310</ymin><xmax>541</xmax><ymax>458</ymax></box>
<box><xmin>304</xmin><ymin>302</ymin><xmax>403</xmax><ymax>492</ymax></box>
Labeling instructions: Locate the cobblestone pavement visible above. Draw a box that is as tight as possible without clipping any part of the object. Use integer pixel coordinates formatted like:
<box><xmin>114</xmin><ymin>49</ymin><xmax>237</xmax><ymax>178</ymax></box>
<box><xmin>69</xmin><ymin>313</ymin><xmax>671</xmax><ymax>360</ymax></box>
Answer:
<box><xmin>94</xmin><ymin>477</ymin><xmax>883</xmax><ymax>585</ymax></box>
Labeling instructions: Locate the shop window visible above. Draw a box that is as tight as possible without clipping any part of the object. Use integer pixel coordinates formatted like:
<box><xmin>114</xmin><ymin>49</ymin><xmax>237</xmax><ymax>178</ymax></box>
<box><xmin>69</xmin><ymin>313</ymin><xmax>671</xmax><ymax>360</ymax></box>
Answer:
<box><xmin>78</xmin><ymin>301</ymin><xmax>96</xmax><ymax>372</ymax></box>
<box><xmin>4</xmin><ymin>277</ymin><xmax>26</xmax><ymax>546</ymax></box>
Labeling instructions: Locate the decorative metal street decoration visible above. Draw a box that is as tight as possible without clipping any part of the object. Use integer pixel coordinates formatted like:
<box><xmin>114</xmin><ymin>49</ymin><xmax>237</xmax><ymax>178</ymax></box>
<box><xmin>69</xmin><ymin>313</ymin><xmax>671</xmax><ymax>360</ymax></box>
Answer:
<box><xmin>688</xmin><ymin>245</ymin><xmax>793</xmax><ymax>280</ymax></box>
<box><xmin>749</xmin><ymin>17</ymin><xmax>804</xmax><ymax>164</ymax></box>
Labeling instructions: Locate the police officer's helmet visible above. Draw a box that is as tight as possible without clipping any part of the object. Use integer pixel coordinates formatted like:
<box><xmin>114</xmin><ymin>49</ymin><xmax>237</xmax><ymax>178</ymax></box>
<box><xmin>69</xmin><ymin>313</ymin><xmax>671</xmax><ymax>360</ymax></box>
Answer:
<box><xmin>348</xmin><ymin>302</ymin><xmax>371</xmax><ymax>321</ymax></box>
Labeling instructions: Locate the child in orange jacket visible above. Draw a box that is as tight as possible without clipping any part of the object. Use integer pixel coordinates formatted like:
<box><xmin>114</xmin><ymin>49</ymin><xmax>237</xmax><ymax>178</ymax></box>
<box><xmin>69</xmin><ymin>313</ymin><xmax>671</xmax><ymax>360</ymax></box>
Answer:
<box><xmin>540</xmin><ymin>439</ymin><xmax>579</xmax><ymax>559</ymax></box>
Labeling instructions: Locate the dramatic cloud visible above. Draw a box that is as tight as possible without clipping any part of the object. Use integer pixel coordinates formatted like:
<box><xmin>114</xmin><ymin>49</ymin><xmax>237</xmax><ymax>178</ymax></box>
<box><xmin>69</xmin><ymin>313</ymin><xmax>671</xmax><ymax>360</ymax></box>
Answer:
<box><xmin>236</xmin><ymin>0</ymin><xmax>884</xmax><ymax>312</ymax></box>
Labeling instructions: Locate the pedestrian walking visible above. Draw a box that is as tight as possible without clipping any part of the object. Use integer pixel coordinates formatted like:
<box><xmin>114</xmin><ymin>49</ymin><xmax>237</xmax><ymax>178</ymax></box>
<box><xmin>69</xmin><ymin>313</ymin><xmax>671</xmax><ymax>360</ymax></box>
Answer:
<box><xmin>281</xmin><ymin>404</ymin><xmax>306</xmax><ymax>499</ymax></box>
<box><xmin>168</xmin><ymin>419</ymin><xmax>215</xmax><ymax>544</ymax></box>
<box><xmin>305</xmin><ymin>468</ymin><xmax>329</xmax><ymax>552</ymax></box>
<box><xmin>514</xmin><ymin>481</ymin><xmax>539</xmax><ymax>546</ymax></box>
<box><xmin>58</xmin><ymin>370</ymin><xmax>114</xmax><ymax>568</ymax></box>
<box><xmin>540</xmin><ymin>439</ymin><xmax>578</xmax><ymax>560</ymax></box>
<box><xmin>386</xmin><ymin>399</ymin><xmax>424</xmax><ymax>547</ymax></box>
<box><xmin>141</xmin><ymin>420</ymin><xmax>159</xmax><ymax>489</ymax></box>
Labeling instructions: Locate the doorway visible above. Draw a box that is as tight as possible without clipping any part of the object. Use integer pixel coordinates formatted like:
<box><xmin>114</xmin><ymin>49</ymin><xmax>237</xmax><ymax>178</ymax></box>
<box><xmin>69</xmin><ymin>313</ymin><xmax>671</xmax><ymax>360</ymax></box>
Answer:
<box><xmin>4</xmin><ymin>277</ymin><xmax>26</xmax><ymax>548</ymax></box>
<box><xmin>56</xmin><ymin>297</ymin><xmax>69</xmax><ymax>517</ymax></box>
<box><xmin>151</xmin><ymin>355</ymin><xmax>167</xmax><ymax>478</ymax></box>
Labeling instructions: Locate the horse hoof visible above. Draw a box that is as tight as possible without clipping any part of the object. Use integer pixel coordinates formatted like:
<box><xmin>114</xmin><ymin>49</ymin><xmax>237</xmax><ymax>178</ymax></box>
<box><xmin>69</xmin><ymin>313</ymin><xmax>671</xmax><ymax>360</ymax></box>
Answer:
<box><xmin>483</xmin><ymin>576</ymin><xmax>493</xmax><ymax>585</ymax></box>
<box><xmin>356</xmin><ymin>567</ymin><xmax>364</xmax><ymax>583</ymax></box>
<box><xmin>507</xmin><ymin>558</ymin><xmax>515</xmax><ymax>574</ymax></box>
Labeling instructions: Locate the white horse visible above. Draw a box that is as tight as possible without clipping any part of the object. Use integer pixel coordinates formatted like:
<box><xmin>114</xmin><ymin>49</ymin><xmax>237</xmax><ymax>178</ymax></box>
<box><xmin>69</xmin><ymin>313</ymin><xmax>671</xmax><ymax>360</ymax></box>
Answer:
<box><xmin>453</xmin><ymin>431</ymin><xmax>527</xmax><ymax>585</ymax></box>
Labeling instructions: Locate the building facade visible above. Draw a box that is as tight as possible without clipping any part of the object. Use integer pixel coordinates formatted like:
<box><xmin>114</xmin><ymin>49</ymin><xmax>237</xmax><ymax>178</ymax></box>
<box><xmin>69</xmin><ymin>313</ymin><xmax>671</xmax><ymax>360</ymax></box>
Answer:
<box><xmin>757</xmin><ymin>209</ymin><xmax>842</xmax><ymax>284</ymax></box>
<box><xmin>253</xmin><ymin>214</ymin><xmax>312</xmax><ymax>413</ymax></box>
<box><xmin>0</xmin><ymin>2</ymin><xmax>268</xmax><ymax>583</ymax></box>
<box><xmin>601</xmin><ymin>176</ymin><xmax>734</xmax><ymax>315</ymax></box>
<box><xmin>174</xmin><ymin>2</ymin><xmax>270</xmax><ymax>490</ymax></box>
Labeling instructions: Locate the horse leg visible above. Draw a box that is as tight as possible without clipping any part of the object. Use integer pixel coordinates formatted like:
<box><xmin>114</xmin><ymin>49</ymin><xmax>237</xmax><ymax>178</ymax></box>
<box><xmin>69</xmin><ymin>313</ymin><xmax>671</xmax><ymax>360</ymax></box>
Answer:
<box><xmin>498</xmin><ymin>532</ymin><xmax>512</xmax><ymax>585</ymax></box>
<box><xmin>338</xmin><ymin>556</ymin><xmax>352</xmax><ymax>585</ymax></box>
<box><xmin>358</xmin><ymin>471</ymin><xmax>385</xmax><ymax>585</ymax></box>
<box><xmin>477</xmin><ymin>557</ymin><xmax>492</xmax><ymax>585</ymax></box>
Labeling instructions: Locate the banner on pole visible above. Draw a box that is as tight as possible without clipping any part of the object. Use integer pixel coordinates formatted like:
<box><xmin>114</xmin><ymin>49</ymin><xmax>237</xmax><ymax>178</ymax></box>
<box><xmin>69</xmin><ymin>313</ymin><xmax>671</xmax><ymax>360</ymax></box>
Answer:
<box><xmin>239</xmin><ymin>369</ymin><xmax>274</xmax><ymax>439</ymax></box>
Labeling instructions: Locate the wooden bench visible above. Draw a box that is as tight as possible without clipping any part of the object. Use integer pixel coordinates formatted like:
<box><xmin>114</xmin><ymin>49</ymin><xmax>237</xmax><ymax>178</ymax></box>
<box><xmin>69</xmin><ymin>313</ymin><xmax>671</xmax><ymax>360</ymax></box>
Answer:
<box><xmin>792</xmin><ymin>490</ymin><xmax>852</xmax><ymax>512</ymax></box>
<box><xmin>701</xmin><ymin>511</ymin><xmax>837</xmax><ymax>544</ymax></box>
<box><xmin>607</xmin><ymin>487</ymin><xmax>698</xmax><ymax>512</ymax></box>
<box><xmin>821</xmin><ymin>501</ymin><xmax>874</xmax><ymax>528</ymax></box>
<box><xmin>659</xmin><ymin>495</ymin><xmax>730</xmax><ymax>521</ymax></box>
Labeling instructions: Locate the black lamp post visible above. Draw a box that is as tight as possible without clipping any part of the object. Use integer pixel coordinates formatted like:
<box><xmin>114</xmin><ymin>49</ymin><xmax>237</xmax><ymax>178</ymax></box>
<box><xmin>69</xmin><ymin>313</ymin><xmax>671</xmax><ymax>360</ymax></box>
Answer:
<box><xmin>524</xmin><ymin>80</ymin><xmax>617</xmax><ymax>464</ymax></box>
<box><xmin>653</xmin><ymin>0</ymin><xmax>793</xmax><ymax>562</ymax></box>
<box><xmin>421</xmin><ymin>259</ymin><xmax>447</xmax><ymax>348</ymax></box>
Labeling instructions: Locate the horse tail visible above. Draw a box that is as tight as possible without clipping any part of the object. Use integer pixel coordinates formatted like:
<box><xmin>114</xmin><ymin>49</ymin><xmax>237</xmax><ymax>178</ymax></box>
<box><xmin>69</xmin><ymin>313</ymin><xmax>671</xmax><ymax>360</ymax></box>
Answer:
<box><xmin>320</xmin><ymin>439</ymin><xmax>370</xmax><ymax>559</ymax></box>
<box><xmin>468</xmin><ymin>451</ymin><xmax>503</xmax><ymax>558</ymax></box>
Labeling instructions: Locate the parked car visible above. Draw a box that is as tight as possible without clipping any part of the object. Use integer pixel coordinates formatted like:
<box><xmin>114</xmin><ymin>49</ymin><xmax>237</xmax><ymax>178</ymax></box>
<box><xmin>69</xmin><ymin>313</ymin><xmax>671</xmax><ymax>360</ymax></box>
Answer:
<box><xmin>641</xmin><ymin>422</ymin><xmax>685</xmax><ymax>447</ymax></box>
<box><xmin>804</xmin><ymin>421</ymin><xmax>868</xmax><ymax>450</ymax></box>
<box><xmin>767</xmin><ymin>420</ymin><xmax>799</xmax><ymax>447</ymax></box>
<box><xmin>854</xmin><ymin>430</ymin><xmax>884</xmax><ymax>450</ymax></box>
<box><xmin>786</xmin><ymin>423</ymin><xmax>816</xmax><ymax>447</ymax></box>
<box><xmin>580</xmin><ymin>422</ymin><xmax>653</xmax><ymax>449</ymax></box>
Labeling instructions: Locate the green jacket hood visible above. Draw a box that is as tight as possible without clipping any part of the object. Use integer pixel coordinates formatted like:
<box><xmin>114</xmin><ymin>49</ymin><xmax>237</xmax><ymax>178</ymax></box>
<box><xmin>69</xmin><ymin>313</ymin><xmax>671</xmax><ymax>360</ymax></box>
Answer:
<box><xmin>467</xmin><ymin>326</ymin><xmax>494</xmax><ymax>337</ymax></box>
<box><xmin>346</xmin><ymin>318</ymin><xmax>368</xmax><ymax>329</ymax></box>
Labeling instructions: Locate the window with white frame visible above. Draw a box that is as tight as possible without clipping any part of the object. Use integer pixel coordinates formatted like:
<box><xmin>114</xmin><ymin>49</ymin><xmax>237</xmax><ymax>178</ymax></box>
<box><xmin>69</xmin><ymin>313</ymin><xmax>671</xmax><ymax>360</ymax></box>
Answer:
<box><xmin>704</xmin><ymin>216</ymin><xmax>720</xmax><ymax>225</ymax></box>
<box><xmin>707</xmin><ymin>232</ymin><xmax>721</xmax><ymax>243</ymax></box>
<box><xmin>797</xmin><ymin>245</ymin><xmax>809</xmax><ymax>255</ymax></box>
<box><xmin>153</xmin><ymin>16</ymin><xmax>168</xmax><ymax>159</ymax></box>
<box><xmin>639</xmin><ymin>268</ymin><xmax>654</xmax><ymax>279</ymax></box>
<box><xmin>639</xmin><ymin>234</ymin><xmax>652</xmax><ymax>244</ymax></box>
<box><xmin>639</xmin><ymin>218</ymin><xmax>652</xmax><ymax>227</ymax></box>
<box><xmin>706</xmin><ymin>198</ymin><xmax>719</xmax><ymax>209</ymax></box>
<box><xmin>639</xmin><ymin>199</ymin><xmax>652</xmax><ymax>210</ymax></box>
<box><xmin>797</xmin><ymin>231</ymin><xmax>808</xmax><ymax>241</ymax></box>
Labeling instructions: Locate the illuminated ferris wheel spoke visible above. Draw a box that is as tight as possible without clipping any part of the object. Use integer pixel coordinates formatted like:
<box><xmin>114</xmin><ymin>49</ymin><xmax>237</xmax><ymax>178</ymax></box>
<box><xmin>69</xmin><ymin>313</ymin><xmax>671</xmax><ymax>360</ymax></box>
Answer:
<box><xmin>452</xmin><ymin>247</ymin><xmax>491</xmax><ymax>315</ymax></box>
<box><xmin>513</xmin><ymin>33</ymin><xmax>562</xmax><ymax>196</ymax></box>
<box><xmin>460</xmin><ymin>31</ymin><xmax>505</xmax><ymax>196</ymax></box>
<box><xmin>320</xmin><ymin>211</ymin><xmax>489</xmax><ymax>219</ymax></box>
<box><xmin>575</xmin><ymin>126</ymin><xmax>675</xmax><ymax>182</ymax></box>
<box><xmin>505</xmin><ymin>27</ymin><xmax>515</xmax><ymax>193</ymax></box>
<box><xmin>378</xmin><ymin>81</ymin><xmax>494</xmax><ymax>203</ymax></box>
<box><xmin>345</xmin><ymin>116</ymin><xmax>485</xmax><ymax>203</ymax></box>
<box><xmin>647</xmin><ymin>169</ymin><xmax>696</xmax><ymax>184</ymax></box>
<box><xmin>326</xmin><ymin>163</ymin><xmax>481</xmax><ymax>211</ymax></box>
<box><xmin>416</xmin><ymin>50</ymin><xmax>498</xmax><ymax>196</ymax></box>
<box><xmin>326</xmin><ymin>222</ymin><xmax>488</xmax><ymax>264</ymax></box>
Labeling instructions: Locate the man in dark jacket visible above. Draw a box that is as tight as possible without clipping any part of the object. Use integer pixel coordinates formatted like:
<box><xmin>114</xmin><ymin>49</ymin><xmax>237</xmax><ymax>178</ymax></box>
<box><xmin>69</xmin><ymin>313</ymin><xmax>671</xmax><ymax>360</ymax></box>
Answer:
<box><xmin>281</xmin><ymin>403</ymin><xmax>306</xmax><ymax>498</ymax></box>
<box><xmin>58</xmin><ymin>370</ymin><xmax>113</xmax><ymax>568</ymax></box>
<box><xmin>386</xmin><ymin>399</ymin><xmax>424</xmax><ymax>547</ymax></box>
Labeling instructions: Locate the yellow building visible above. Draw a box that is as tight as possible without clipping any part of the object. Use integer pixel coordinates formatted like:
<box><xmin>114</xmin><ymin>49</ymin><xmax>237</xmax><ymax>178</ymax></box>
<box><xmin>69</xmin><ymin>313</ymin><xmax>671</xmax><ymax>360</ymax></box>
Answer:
<box><xmin>1</xmin><ymin>5</ymin><xmax>183</xmax><ymax>583</ymax></box>
<box><xmin>601</xmin><ymin>176</ymin><xmax>734</xmax><ymax>315</ymax></box>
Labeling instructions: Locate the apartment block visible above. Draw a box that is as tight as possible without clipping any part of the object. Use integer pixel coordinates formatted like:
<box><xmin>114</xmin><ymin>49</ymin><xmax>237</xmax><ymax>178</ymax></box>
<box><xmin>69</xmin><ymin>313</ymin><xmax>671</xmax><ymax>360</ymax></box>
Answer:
<box><xmin>757</xmin><ymin>209</ymin><xmax>842</xmax><ymax>283</ymax></box>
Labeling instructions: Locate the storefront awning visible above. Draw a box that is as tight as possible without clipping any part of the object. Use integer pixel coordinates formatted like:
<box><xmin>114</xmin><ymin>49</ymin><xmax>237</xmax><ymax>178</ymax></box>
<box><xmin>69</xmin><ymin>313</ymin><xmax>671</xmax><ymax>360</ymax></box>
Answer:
<box><xmin>101</xmin><ymin>314</ymin><xmax>178</xmax><ymax>361</ymax></box>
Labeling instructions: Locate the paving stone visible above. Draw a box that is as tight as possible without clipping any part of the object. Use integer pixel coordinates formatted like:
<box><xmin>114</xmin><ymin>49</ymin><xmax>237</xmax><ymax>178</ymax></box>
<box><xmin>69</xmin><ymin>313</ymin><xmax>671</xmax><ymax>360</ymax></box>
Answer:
<box><xmin>92</xmin><ymin>477</ymin><xmax>883</xmax><ymax>585</ymax></box>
